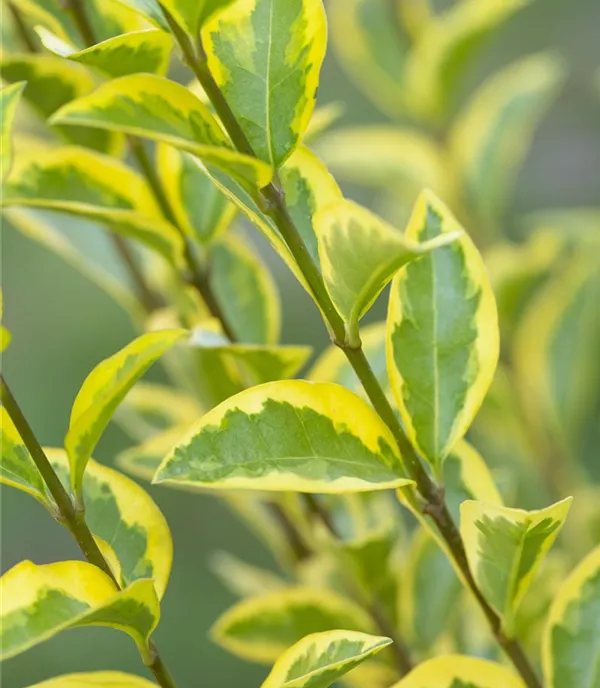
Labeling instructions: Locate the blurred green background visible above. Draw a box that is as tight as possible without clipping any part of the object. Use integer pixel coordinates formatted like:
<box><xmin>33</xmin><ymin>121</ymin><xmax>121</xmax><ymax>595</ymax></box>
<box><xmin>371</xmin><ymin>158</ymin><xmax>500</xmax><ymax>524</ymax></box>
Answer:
<box><xmin>2</xmin><ymin>0</ymin><xmax>600</xmax><ymax>685</ymax></box>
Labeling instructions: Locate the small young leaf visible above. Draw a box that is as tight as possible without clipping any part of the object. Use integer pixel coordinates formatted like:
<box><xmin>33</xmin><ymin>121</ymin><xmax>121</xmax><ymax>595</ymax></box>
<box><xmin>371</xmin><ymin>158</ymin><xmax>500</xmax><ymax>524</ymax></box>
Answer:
<box><xmin>68</xmin><ymin>29</ymin><xmax>173</xmax><ymax>78</ymax></box>
<box><xmin>154</xmin><ymin>380</ymin><xmax>413</xmax><ymax>493</ymax></box>
<box><xmin>0</xmin><ymin>407</ymin><xmax>53</xmax><ymax>510</ymax></box>
<box><xmin>3</xmin><ymin>208</ymin><xmax>142</xmax><ymax>323</ymax></box>
<box><xmin>460</xmin><ymin>497</ymin><xmax>572</xmax><ymax>634</ymax></box>
<box><xmin>156</xmin><ymin>146</ymin><xmax>236</xmax><ymax>245</ymax></box>
<box><xmin>328</xmin><ymin>0</ymin><xmax>408</xmax><ymax>117</ymax></box>
<box><xmin>404</xmin><ymin>0</ymin><xmax>529</xmax><ymax>121</ymax></box>
<box><xmin>50</xmin><ymin>74</ymin><xmax>273</xmax><ymax>190</ymax></box>
<box><xmin>317</xmin><ymin>199</ymin><xmax>459</xmax><ymax>342</ymax></box>
<box><xmin>387</xmin><ymin>190</ymin><xmax>499</xmax><ymax>470</ymax></box>
<box><xmin>262</xmin><ymin>630</ymin><xmax>392</xmax><ymax>688</ymax></box>
<box><xmin>47</xmin><ymin>450</ymin><xmax>172</xmax><ymax>599</ymax></box>
<box><xmin>1</xmin><ymin>82</ymin><xmax>26</xmax><ymax>183</ymax></box>
<box><xmin>388</xmin><ymin>655</ymin><xmax>526</xmax><ymax>688</ymax></box>
<box><xmin>209</xmin><ymin>235</ymin><xmax>281</xmax><ymax>345</ymax></box>
<box><xmin>202</xmin><ymin>0</ymin><xmax>327</xmax><ymax>167</ymax></box>
<box><xmin>1</xmin><ymin>54</ymin><xmax>118</xmax><ymax>154</ymax></box>
<box><xmin>542</xmin><ymin>545</ymin><xmax>600</xmax><ymax>688</ymax></box>
<box><xmin>309</xmin><ymin>322</ymin><xmax>389</xmax><ymax>401</ymax></box>
<box><xmin>1</xmin><ymin>147</ymin><xmax>185</xmax><ymax>266</ymax></box>
<box><xmin>402</xmin><ymin>529</ymin><xmax>461</xmax><ymax>650</ymax></box>
<box><xmin>212</xmin><ymin>587</ymin><xmax>375</xmax><ymax>663</ymax></box>
<box><xmin>451</xmin><ymin>53</ymin><xmax>565</xmax><ymax>232</ymax></box>
<box><xmin>65</xmin><ymin>329</ymin><xmax>187</xmax><ymax>495</ymax></box>
<box><xmin>0</xmin><ymin>561</ymin><xmax>159</xmax><ymax>662</ymax></box>
<box><xmin>27</xmin><ymin>671</ymin><xmax>157</xmax><ymax>688</ymax></box>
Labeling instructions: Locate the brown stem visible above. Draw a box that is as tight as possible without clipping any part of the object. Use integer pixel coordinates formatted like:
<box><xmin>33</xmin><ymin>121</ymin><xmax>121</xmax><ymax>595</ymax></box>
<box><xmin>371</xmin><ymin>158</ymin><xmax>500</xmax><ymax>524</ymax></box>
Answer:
<box><xmin>108</xmin><ymin>233</ymin><xmax>163</xmax><ymax>312</ymax></box>
<box><xmin>166</xmin><ymin>16</ymin><xmax>543</xmax><ymax>685</ymax></box>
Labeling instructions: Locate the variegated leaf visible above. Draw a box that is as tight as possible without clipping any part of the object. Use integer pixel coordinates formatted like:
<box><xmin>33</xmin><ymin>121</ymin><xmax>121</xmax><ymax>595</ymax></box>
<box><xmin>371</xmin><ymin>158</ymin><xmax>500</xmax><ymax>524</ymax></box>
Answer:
<box><xmin>65</xmin><ymin>329</ymin><xmax>187</xmax><ymax>495</ymax></box>
<box><xmin>388</xmin><ymin>655</ymin><xmax>526</xmax><ymax>688</ymax></box>
<box><xmin>461</xmin><ymin>497</ymin><xmax>572</xmax><ymax>635</ymax></box>
<box><xmin>111</xmin><ymin>0</ymin><xmax>170</xmax><ymax>30</ymax></box>
<box><xmin>0</xmin><ymin>561</ymin><xmax>159</xmax><ymax>662</ymax></box>
<box><xmin>1</xmin><ymin>146</ymin><xmax>185</xmax><ymax>266</ymax></box>
<box><xmin>304</xmin><ymin>102</ymin><xmax>345</xmax><ymax>143</ymax></box>
<box><xmin>47</xmin><ymin>450</ymin><xmax>172</xmax><ymax>599</ymax></box>
<box><xmin>202</xmin><ymin>0</ymin><xmax>327</xmax><ymax>167</ymax></box>
<box><xmin>161</xmin><ymin>0</ymin><xmax>237</xmax><ymax>33</ymax></box>
<box><xmin>317</xmin><ymin>199</ymin><xmax>459</xmax><ymax>342</ymax></box>
<box><xmin>117</xmin><ymin>425</ymin><xmax>192</xmax><ymax>483</ymax></box>
<box><xmin>1</xmin><ymin>82</ymin><xmax>26</xmax><ymax>183</ymax></box>
<box><xmin>156</xmin><ymin>146</ymin><xmax>236</xmax><ymax>245</ymax></box>
<box><xmin>387</xmin><ymin>190</ymin><xmax>499</xmax><ymax>470</ymax></box>
<box><xmin>328</xmin><ymin>0</ymin><xmax>408</xmax><ymax>117</ymax></box>
<box><xmin>543</xmin><ymin>545</ymin><xmax>600</xmax><ymax>688</ymax></box>
<box><xmin>209</xmin><ymin>235</ymin><xmax>281</xmax><ymax>345</ymax></box>
<box><xmin>451</xmin><ymin>53</ymin><xmax>565</xmax><ymax>232</ymax></box>
<box><xmin>154</xmin><ymin>380</ymin><xmax>413</xmax><ymax>493</ymax></box>
<box><xmin>27</xmin><ymin>672</ymin><xmax>157</xmax><ymax>688</ymax></box>
<box><xmin>0</xmin><ymin>54</ymin><xmax>118</xmax><ymax>153</ymax></box>
<box><xmin>212</xmin><ymin>587</ymin><xmax>375</xmax><ymax>663</ymax></box>
<box><xmin>68</xmin><ymin>29</ymin><xmax>173</xmax><ymax>78</ymax></box>
<box><xmin>262</xmin><ymin>630</ymin><xmax>392</xmax><ymax>688</ymax></box>
<box><xmin>50</xmin><ymin>74</ymin><xmax>273</xmax><ymax>190</ymax></box>
<box><xmin>404</xmin><ymin>0</ymin><xmax>529</xmax><ymax>121</ymax></box>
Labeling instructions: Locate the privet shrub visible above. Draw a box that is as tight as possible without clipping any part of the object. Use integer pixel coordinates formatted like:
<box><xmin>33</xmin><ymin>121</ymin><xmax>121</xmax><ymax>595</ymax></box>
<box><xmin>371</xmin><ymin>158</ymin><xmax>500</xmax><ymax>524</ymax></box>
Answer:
<box><xmin>1</xmin><ymin>1</ymin><xmax>599</xmax><ymax>687</ymax></box>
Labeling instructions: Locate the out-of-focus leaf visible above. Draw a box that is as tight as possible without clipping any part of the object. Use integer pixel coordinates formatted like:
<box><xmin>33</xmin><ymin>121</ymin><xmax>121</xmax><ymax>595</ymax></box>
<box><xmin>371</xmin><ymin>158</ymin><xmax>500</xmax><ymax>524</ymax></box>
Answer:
<box><xmin>542</xmin><ymin>545</ymin><xmax>600</xmax><ymax>688</ymax></box>
<box><xmin>262</xmin><ymin>630</ymin><xmax>392</xmax><ymax>688</ymax></box>
<box><xmin>161</xmin><ymin>0</ymin><xmax>237</xmax><ymax>34</ymax></box>
<box><xmin>451</xmin><ymin>53</ymin><xmax>565</xmax><ymax>233</ymax></box>
<box><xmin>0</xmin><ymin>561</ymin><xmax>159</xmax><ymax>662</ymax></box>
<box><xmin>404</xmin><ymin>0</ymin><xmax>529</xmax><ymax>122</ymax></box>
<box><xmin>0</xmin><ymin>54</ymin><xmax>118</xmax><ymax>153</ymax></box>
<box><xmin>211</xmin><ymin>587</ymin><xmax>375</xmax><ymax>663</ymax></box>
<box><xmin>65</xmin><ymin>329</ymin><xmax>187</xmax><ymax>495</ymax></box>
<box><xmin>304</xmin><ymin>102</ymin><xmax>345</xmax><ymax>144</ymax></box>
<box><xmin>388</xmin><ymin>655</ymin><xmax>526</xmax><ymax>687</ymax></box>
<box><xmin>1</xmin><ymin>147</ymin><xmax>185</xmax><ymax>266</ymax></box>
<box><xmin>67</xmin><ymin>29</ymin><xmax>173</xmax><ymax>78</ymax></box>
<box><xmin>154</xmin><ymin>380</ymin><xmax>413</xmax><ymax>493</ymax></box>
<box><xmin>317</xmin><ymin>198</ymin><xmax>458</xmax><ymax>342</ymax></box>
<box><xmin>309</xmin><ymin>322</ymin><xmax>389</xmax><ymax>401</ymax></box>
<box><xmin>317</xmin><ymin>127</ymin><xmax>448</xmax><ymax>199</ymax></box>
<box><xmin>202</xmin><ymin>0</ymin><xmax>327</xmax><ymax>167</ymax></box>
<box><xmin>387</xmin><ymin>190</ymin><xmax>499</xmax><ymax>470</ymax></box>
<box><xmin>402</xmin><ymin>529</ymin><xmax>461</xmax><ymax>650</ymax></box>
<box><xmin>50</xmin><ymin>74</ymin><xmax>273</xmax><ymax>191</ymax></box>
<box><xmin>461</xmin><ymin>497</ymin><xmax>572</xmax><ymax>635</ymax></box>
<box><xmin>156</xmin><ymin>146</ymin><xmax>236</xmax><ymax>245</ymax></box>
<box><xmin>0</xmin><ymin>290</ymin><xmax>10</xmax><ymax>352</ymax></box>
<box><xmin>210</xmin><ymin>551</ymin><xmax>289</xmax><ymax>598</ymax></box>
<box><xmin>111</xmin><ymin>0</ymin><xmax>170</xmax><ymax>30</ymax></box>
<box><xmin>329</xmin><ymin>0</ymin><xmax>408</xmax><ymax>117</ymax></box>
<box><xmin>209</xmin><ymin>235</ymin><xmax>281</xmax><ymax>345</ymax></box>
<box><xmin>27</xmin><ymin>671</ymin><xmax>157</xmax><ymax>688</ymax></box>
<box><xmin>1</xmin><ymin>82</ymin><xmax>26</xmax><ymax>184</ymax></box>
<box><xmin>47</xmin><ymin>450</ymin><xmax>172</xmax><ymax>599</ymax></box>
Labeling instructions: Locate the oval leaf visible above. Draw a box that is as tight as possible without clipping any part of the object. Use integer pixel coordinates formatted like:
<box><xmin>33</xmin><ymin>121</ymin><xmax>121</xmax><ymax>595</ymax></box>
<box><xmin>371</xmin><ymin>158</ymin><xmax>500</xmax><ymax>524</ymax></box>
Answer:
<box><xmin>460</xmin><ymin>497</ymin><xmax>573</xmax><ymax>635</ymax></box>
<box><xmin>1</xmin><ymin>81</ymin><xmax>26</xmax><ymax>183</ymax></box>
<box><xmin>451</xmin><ymin>53</ymin><xmax>565</xmax><ymax>232</ymax></box>
<box><xmin>27</xmin><ymin>671</ymin><xmax>157</xmax><ymax>688</ymax></box>
<box><xmin>1</xmin><ymin>146</ymin><xmax>185</xmax><ymax>265</ymax></box>
<box><xmin>387</xmin><ymin>190</ymin><xmax>499</xmax><ymax>469</ymax></box>
<box><xmin>68</xmin><ymin>29</ymin><xmax>173</xmax><ymax>78</ymax></box>
<box><xmin>317</xmin><ymin>199</ymin><xmax>459</xmax><ymax>342</ymax></box>
<box><xmin>202</xmin><ymin>0</ymin><xmax>327</xmax><ymax>168</ymax></box>
<box><xmin>0</xmin><ymin>560</ymin><xmax>159</xmax><ymax>662</ymax></box>
<box><xmin>543</xmin><ymin>545</ymin><xmax>600</xmax><ymax>688</ymax></box>
<box><xmin>212</xmin><ymin>587</ymin><xmax>375</xmax><ymax>663</ymax></box>
<box><xmin>209</xmin><ymin>235</ymin><xmax>281</xmax><ymax>345</ymax></box>
<box><xmin>47</xmin><ymin>450</ymin><xmax>172</xmax><ymax>599</ymax></box>
<box><xmin>389</xmin><ymin>655</ymin><xmax>526</xmax><ymax>688</ymax></box>
<box><xmin>50</xmin><ymin>74</ymin><xmax>272</xmax><ymax>190</ymax></box>
<box><xmin>65</xmin><ymin>329</ymin><xmax>187</xmax><ymax>495</ymax></box>
<box><xmin>154</xmin><ymin>380</ymin><xmax>413</xmax><ymax>493</ymax></box>
<box><xmin>262</xmin><ymin>630</ymin><xmax>392</xmax><ymax>688</ymax></box>
<box><xmin>156</xmin><ymin>146</ymin><xmax>236</xmax><ymax>245</ymax></box>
